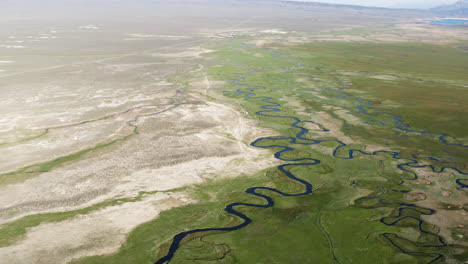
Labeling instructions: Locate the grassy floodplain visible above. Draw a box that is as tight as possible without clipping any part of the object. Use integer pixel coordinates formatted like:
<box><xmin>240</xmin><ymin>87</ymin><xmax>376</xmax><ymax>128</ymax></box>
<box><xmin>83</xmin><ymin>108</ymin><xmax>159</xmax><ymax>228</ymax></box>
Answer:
<box><xmin>294</xmin><ymin>42</ymin><xmax>468</xmax><ymax>138</ymax></box>
<box><xmin>68</xmin><ymin>35</ymin><xmax>468</xmax><ymax>264</ymax></box>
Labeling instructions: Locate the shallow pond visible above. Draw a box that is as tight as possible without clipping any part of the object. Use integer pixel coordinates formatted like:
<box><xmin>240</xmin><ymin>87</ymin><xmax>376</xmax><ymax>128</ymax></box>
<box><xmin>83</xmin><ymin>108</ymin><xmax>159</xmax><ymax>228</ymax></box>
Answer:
<box><xmin>430</xmin><ymin>19</ymin><xmax>468</xmax><ymax>25</ymax></box>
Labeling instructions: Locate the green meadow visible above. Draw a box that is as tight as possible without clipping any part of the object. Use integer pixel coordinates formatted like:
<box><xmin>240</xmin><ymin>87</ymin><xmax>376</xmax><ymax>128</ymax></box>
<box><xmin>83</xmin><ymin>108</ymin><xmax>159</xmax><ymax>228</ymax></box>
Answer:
<box><xmin>294</xmin><ymin>41</ymin><xmax>468</xmax><ymax>138</ymax></box>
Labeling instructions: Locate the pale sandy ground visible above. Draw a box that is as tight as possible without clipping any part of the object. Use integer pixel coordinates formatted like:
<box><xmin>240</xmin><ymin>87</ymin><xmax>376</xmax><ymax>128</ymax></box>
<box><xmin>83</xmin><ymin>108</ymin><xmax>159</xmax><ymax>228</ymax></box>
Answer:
<box><xmin>240</xmin><ymin>22</ymin><xmax>468</xmax><ymax>45</ymax></box>
<box><xmin>0</xmin><ymin>102</ymin><xmax>278</xmax><ymax>224</ymax></box>
<box><xmin>309</xmin><ymin>111</ymin><xmax>357</xmax><ymax>144</ymax></box>
<box><xmin>0</xmin><ymin>116</ymin><xmax>130</xmax><ymax>173</ymax></box>
<box><xmin>411</xmin><ymin>166</ymin><xmax>468</xmax><ymax>247</ymax></box>
<box><xmin>371</xmin><ymin>75</ymin><xmax>399</xmax><ymax>81</ymax></box>
<box><xmin>0</xmin><ymin>100</ymin><xmax>279</xmax><ymax>264</ymax></box>
<box><xmin>78</xmin><ymin>25</ymin><xmax>99</xmax><ymax>30</ymax></box>
<box><xmin>0</xmin><ymin>45</ymin><xmax>24</xmax><ymax>49</ymax></box>
<box><xmin>151</xmin><ymin>47</ymin><xmax>214</xmax><ymax>58</ymax></box>
<box><xmin>0</xmin><ymin>193</ymin><xmax>189</xmax><ymax>264</ymax></box>
<box><xmin>125</xmin><ymin>34</ymin><xmax>189</xmax><ymax>41</ymax></box>
<box><xmin>260</xmin><ymin>29</ymin><xmax>288</xmax><ymax>34</ymax></box>
<box><xmin>334</xmin><ymin>109</ymin><xmax>370</xmax><ymax>128</ymax></box>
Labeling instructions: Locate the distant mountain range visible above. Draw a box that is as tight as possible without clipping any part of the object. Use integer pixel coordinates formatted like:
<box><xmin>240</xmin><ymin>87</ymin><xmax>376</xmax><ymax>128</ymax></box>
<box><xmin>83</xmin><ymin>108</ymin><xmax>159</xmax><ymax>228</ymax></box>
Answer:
<box><xmin>281</xmin><ymin>1</ymin><xmax>392</xmax><ymax>10</ymax></box>
<box><xmin>432</xmin><ymin>0</ymin><xmax>468</xmax><ymax>16</ymax></box>
<box><xmin>281</xmin><ymin>0</ymin><xmax>467</xmax><ymax>17</ymax></box>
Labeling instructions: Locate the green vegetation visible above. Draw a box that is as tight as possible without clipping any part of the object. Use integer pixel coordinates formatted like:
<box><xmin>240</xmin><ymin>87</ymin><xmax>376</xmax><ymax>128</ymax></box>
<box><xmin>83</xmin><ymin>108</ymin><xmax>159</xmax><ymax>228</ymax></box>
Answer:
<box><xmin>12</xmin><ymin>37</ymin><xmax>466</xmax><ymax>264</ymax></box>
<box><xmin>73</xmin><ymin>152</ymin><xmax>427</xmax><ymax>264</ymax></box>
<box><xmin>0</xmin><ymin>129</ymin><xmax>49</xmax><ymax>147</ymax></box>
<box><xmin>293</xmin><ymin>41</ymin><xmax>468</xmax><ymax>139</ymax></box>
<box><xmin>72</xmin><ymin>174</ymin><xmax>274</xmax><ymax>264</ymax></box>
<box><xmin>296</xmin><ymin>42</ymin><xmax>468</xmax><ymax>82</ymax></box>
<box><xmin>166</xmin><ymin>38</ymin><xmax>467</xmax><ymax>263</ymax></box>
<box><xmin>350</xmin><ymin>78</ymin><xmax>467</xmax><ymax>138</ymax></box>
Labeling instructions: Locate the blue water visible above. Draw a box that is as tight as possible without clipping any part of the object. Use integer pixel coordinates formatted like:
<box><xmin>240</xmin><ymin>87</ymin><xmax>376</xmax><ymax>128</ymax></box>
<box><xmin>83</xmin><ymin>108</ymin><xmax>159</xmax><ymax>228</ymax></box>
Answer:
<box><xmin>430</xmin><ymin>19</ymin><xmax>468</xmax><ymax>26</ymax></box>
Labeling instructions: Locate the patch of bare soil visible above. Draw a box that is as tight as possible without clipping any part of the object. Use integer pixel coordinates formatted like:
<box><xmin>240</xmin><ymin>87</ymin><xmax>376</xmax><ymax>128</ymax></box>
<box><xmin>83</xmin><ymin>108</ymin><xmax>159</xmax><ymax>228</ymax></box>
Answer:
<box><xmin>0</xmin><ymin>193</ymin><xmax>189</xmax><ymax>264</ymax></box>
<box><xmin>371</xmin><ymin>75</ymin><xmax>399</xmax><ymax>81</ymax></box>
<box><xmin>0</xmin><ymin>98</ymin><xmax>279</xmax><ymax>263</ymax></box>
<box><xmin>0</xmin><ymin>102</ymin><xmax>278</xmax><ymax>224</ymax></box>
<box><xmin>404</xmin><ymin>166</ymin><xmax>468</xmax><ymax>246</ymax></box>
<box><xmin>309</xmin><ymin>111</ymin><xmax>357</xmax><ymax>144</ymax></box>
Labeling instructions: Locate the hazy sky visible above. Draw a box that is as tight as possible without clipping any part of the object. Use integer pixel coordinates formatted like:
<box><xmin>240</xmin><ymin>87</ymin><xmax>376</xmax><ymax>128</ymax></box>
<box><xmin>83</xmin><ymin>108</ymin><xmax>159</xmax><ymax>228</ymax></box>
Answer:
<box><xmin>290</xmin><ymin>0</ymin><xmax>458</xmax><ymax>8</ymax></box>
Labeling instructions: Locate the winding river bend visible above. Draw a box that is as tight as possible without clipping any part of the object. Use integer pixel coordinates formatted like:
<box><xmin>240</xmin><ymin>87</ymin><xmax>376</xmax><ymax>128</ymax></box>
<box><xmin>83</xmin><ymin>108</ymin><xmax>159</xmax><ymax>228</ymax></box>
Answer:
<box><xmin>154</xmin><ymin>44</ymin><xmax>467</xmax><ymax>264</ymax></box>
